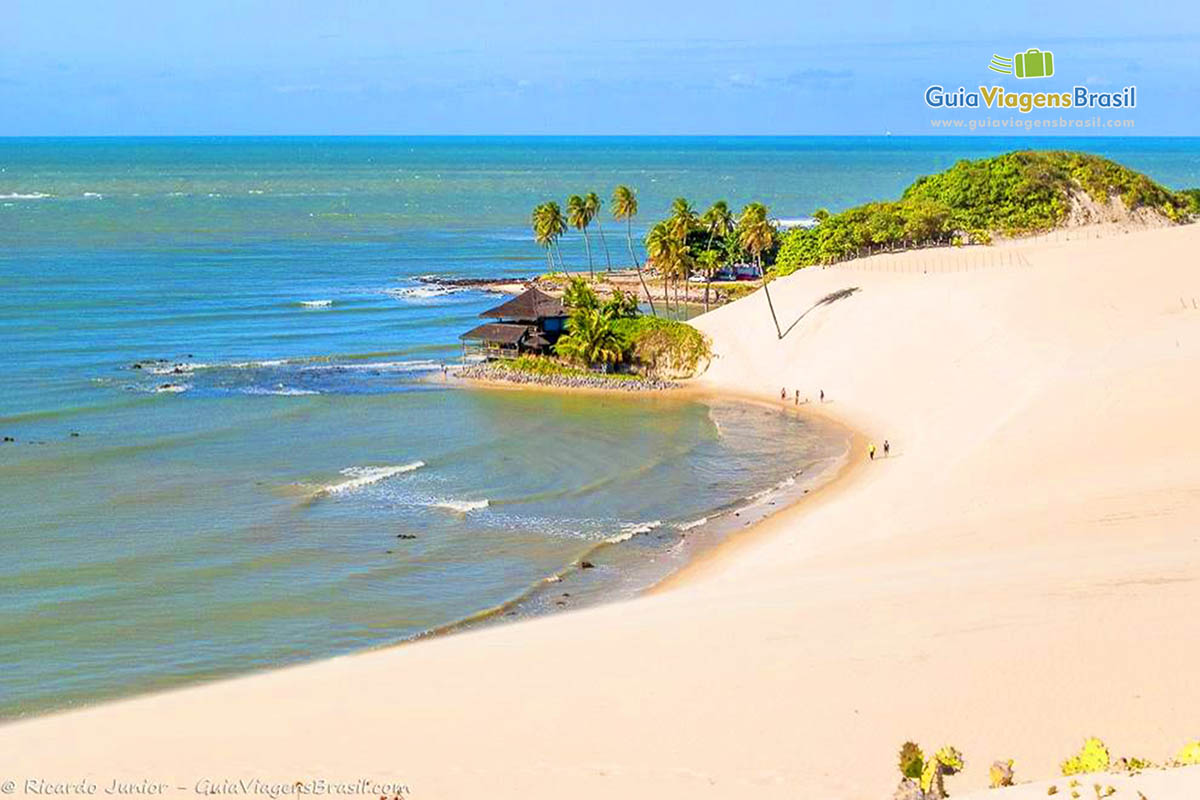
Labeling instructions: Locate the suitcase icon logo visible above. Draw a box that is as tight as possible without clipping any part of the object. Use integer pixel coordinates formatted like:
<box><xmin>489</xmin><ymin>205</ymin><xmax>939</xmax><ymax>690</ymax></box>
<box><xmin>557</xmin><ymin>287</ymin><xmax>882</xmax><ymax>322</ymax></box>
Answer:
<box><xmin>988</xmin><ymin>49</ymin><xmax>1055</xmax><ymax>79</ymax></box>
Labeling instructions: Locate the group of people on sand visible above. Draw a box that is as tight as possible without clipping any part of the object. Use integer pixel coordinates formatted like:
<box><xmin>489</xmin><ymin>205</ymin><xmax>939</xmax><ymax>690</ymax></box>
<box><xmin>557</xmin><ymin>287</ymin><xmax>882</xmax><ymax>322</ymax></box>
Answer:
<box><xmin>780</xmin><ymin>387</ymin><xmax>825</xmax><ymax>405</ymax></box>
<box><xmin>778</xmin><ymin>386</ymin><xmax>891</xmax><ymax>461</ymax></box>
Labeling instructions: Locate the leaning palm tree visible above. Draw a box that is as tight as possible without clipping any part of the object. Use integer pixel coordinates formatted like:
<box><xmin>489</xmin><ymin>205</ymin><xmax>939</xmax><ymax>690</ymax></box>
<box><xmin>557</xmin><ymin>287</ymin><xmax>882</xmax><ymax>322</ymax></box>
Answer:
<box><xmin>584</xmin><ymin>192</ymin><xmax>613</xmax><ymax>272</ymax></box>
<box><xmin>738</xmin><ymin>202</ymin><xmax>782</xmax><ymax>339</ymax></box>
<box><xmin>644</xmin><ymin>221</ymin><xmax>672</xmax><ymax>313</ymax></box>
<box><xmin>612</xmin><ymin>185</ymin><xmax>655</xmax><ymax>316</ymax></box>
<box><xmin>567</xmin><ymin>194</ymin><xmax>595</xmax><ymax>279</ymax></box>
<box><xmin>700</xmin><ymin>200</ymin><xmax>735</xmax><ymax>311</ymax></box>
<box><xmin>537</xmin><ymin>201</ymin><xmax>567</xmax><ymax>271</ymax></box>
<box><xmin>701</xmin><ymin>200</ymin><xmax>735</xmax><ymax>251</ymax></box>
<box><xmin>531</xmin><ymin>203</ymin><xmax>556</xmax><ymax>271</ymax></box>
<box><xmin>696</xmin><ymin>249</ymin><xmax>720</xmax><ymax>312</ymax></box>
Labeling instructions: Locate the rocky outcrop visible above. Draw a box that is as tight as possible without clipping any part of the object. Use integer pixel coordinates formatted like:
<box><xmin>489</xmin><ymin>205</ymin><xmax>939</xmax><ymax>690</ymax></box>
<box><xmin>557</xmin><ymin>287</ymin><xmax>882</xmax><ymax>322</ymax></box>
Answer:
<box><xmin>456</xmin><ymin>364</ymin><xmax>680</xmax><ymax>392</ymax></box>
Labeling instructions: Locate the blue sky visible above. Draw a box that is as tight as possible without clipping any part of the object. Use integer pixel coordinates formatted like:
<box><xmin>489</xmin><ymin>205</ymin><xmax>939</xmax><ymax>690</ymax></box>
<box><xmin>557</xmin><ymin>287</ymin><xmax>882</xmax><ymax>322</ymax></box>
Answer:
<box><xmin>3</xmin><ymin>0</ymin><xmax>1198</xmax><ymax>135</ymax></box>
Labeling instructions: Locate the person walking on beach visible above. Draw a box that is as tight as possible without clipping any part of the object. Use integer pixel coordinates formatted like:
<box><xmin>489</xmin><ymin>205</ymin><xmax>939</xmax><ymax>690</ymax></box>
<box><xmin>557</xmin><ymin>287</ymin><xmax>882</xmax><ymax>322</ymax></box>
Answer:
<box><xmin>794</xmin><ymin>389</ymin><xmax>800</xmax><ymax>405</ymax></box>
<box><xmin>820</xmin><ymin>389</ymin><xmax>825</xmax><ymax>403</ymax></box>
<box><xmin>781</xmin><ymin>387</ymin><xmax>786</xmax><ymax>401</ymax></box>
<box><xmin>868</xmin><ymin>443</ymin><xmax>876</xmax><ymax>460</ymax></box>
<box><xmin>883</xmin><ymin>439</ymin><xmax>890</xmax><ymax>457</ymax></box>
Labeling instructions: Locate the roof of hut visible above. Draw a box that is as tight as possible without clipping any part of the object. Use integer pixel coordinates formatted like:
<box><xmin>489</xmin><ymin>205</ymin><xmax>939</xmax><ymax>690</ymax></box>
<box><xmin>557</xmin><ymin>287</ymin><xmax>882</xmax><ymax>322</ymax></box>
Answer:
<box><xmin>479</xmin><ymin>287</ymin><xmax>565</xmax><ymax>320</ymax></box>
<box><xmin>459</xmin><ymin>323</ymin><xmax>531</xmax><ymax>344</ymax></box>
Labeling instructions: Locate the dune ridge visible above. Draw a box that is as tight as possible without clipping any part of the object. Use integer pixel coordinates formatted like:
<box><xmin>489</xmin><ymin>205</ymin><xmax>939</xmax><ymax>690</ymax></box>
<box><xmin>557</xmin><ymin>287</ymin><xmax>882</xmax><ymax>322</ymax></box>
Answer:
<box><xmin>3</xmin><ymin>224</ymin><xmax>1200</xmax><ymax>799</ymax></box>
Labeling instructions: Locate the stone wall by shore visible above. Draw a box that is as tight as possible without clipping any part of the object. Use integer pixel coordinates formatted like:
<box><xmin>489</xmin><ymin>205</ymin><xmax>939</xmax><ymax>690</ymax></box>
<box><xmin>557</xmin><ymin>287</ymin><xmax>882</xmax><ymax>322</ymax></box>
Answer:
<box><xmin>456</xmin><ymin>363</ymin><xmax>680</xmax><ymax>392</ymax></box>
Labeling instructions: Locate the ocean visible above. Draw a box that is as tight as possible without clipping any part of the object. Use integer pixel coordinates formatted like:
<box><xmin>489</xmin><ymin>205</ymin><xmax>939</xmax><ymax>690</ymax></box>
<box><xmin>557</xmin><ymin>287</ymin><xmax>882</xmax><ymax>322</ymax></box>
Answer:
<box><xmin>1</xmin><ymin>136</ymin><xmax>1197</xmax><ymax>719</ymax></box>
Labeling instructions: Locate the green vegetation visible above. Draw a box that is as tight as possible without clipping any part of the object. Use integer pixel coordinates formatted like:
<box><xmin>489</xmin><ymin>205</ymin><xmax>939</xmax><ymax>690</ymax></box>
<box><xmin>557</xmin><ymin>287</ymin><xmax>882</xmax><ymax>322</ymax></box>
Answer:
<box><xmin>567</xmin><ymin>194</ymin><xmax>597</xmax><ymax>279</ymax></box>
<box><xmin>531</xmin><ymin>201</ymin><xmax>567</xmax><ymax>272</ymax></box>
<box><xmin>989</xmin><ymin>760</ymin><xmax>1015</xmax><ymax>789</ymax></box>
<box><xmin>775</xmin><ymin>151</ymin><xmax>1195</xmax><ymax>277</ymax></box>
<box><xmin>542</xmin><ymin>277</ymin><xmax>710</xmax><ymax>377</ymax></box>
<box><xmin>1180</xmin><ymin>188</ymin><xmax>1200</xmax><ymax>215</ymax></box>
<box><xmin>1061</xmin><ymin>738</ymin><xmax>1111</xmax><ymax>776</ymax></box>
<box><xmin>1176</xmin><ymin>740</ymin><xmax>1200</xmax><ymax>766</ymax></box>
<box><xmin>892</xmin><ymin>742</ymin><xmax>963</xmax><ymax>800</ymax></box>
<box><xmin>501</xmin><ymin>355</ymin><xmax>643</xmax><ymax>382</ymax></box>
<box><xmin>612</xmin><ymin>315</ymin><xmax>711</xmax><ymax>377</ymax></box>
<box><xmin>612</xmin><ymin>185</ymin><xmax>655</xmax><ymax>316</ymax></box>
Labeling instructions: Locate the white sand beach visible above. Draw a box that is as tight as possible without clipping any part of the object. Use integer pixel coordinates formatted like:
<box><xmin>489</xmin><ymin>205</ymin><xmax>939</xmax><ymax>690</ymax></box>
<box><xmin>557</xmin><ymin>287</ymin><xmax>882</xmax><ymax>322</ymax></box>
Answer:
<box><xmin>5</xmin><ymin>223</ymin><xmax>1200</xmax><ymax>799</ymax></box>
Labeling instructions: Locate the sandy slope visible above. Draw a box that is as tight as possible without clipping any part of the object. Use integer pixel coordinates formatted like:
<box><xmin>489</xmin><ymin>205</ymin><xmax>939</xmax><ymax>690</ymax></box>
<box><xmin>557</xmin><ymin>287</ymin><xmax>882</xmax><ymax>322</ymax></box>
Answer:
<box><xmin>4</xmin><ymin>225</ymin><xmax>1200</xmax><ymax>800</ymax></box>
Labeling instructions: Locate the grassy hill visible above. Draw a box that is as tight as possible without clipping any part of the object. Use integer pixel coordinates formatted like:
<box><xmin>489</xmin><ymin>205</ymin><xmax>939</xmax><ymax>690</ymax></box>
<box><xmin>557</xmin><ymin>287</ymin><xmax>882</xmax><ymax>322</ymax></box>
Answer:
<box><xmin>774</xmin><ymin>151</ymin><xmax>1199</xmax><ymax>276</ymax></box>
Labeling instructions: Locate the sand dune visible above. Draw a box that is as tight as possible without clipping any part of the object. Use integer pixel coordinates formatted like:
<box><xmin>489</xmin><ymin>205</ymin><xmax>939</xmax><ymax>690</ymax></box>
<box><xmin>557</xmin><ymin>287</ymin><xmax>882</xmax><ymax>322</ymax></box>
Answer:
<box><xmin>4</xmin><ymin>224</ymin><xmax>1199</xmax><ymax>799</ymax></box>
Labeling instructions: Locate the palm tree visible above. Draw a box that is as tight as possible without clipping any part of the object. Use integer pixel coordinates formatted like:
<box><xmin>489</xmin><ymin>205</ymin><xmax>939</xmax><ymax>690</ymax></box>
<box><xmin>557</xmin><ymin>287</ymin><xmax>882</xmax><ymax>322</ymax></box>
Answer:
<box><xmin>567</xmin><ymin>194</ymin><xmax>595</xmax><ymax>279</ymax></box>
<box><xmin>666</xmin><ymin>198</ymin><xmax>698</xmax><ymax>313</ymax></box>
<box><xmin>531</xmin><ymin>203</ymin><xmax>556</xmax><ymax>271</ymax></box>
<box><xmin>536</xmin><ymin>201</ymin><xmax>567</xmax><ymax>271</ymax></box>
<box><xmin>584</xmin><ymin>192</ymin><xmax>613</xmax><ymax>272</ymax></box>
<box><xmin>612</xmin><ymin>185</ymin><xmax>655</xmax><ymax>316</ymax></box>
<box><xmin>645</xmin><ymin>221</ymin><xmax>692</xmax><ymax>318</ymax></box>
<box><xmin>738</xmin><ymin>202</ymin><xmax>782</xmax><ymax>339</ymax></box>
<box><xmin>696</xmin><ymin>249</ymin><xmax>720</xmax><ymax>312</ymax></box>
<box><xmin>555</xmin><ymin>306</ymin><xmax>623</xmax><ymax>369</ymax></box>
<box><xmin>700</xmin><ymin>200</ymin><xmax>735</xmax><ymax>311</ymax></box>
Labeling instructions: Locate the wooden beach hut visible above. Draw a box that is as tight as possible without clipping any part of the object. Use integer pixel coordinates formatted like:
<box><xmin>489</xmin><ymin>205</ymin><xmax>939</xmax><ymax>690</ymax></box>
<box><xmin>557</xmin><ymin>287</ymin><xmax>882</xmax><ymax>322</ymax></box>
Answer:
<box><xmin>459</xmin><ymin>286</ymin><xmax>567</xmax><ymax>360</ymax></box>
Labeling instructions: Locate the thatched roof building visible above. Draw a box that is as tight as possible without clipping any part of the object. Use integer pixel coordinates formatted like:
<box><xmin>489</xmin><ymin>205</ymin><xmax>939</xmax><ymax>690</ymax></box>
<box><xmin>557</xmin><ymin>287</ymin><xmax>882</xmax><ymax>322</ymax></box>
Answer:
<box><xmin>460</xmin><ymin>287</ymin><xmax>567</xmax><ymax>359</ymax></box>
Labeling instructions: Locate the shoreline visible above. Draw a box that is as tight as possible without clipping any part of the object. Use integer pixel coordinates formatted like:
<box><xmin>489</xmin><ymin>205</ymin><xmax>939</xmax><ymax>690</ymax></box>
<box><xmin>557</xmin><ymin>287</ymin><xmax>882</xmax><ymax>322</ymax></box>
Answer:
<box><xmin>0</xmin><ymin>383</ymin><xmax>851</xmax><ymax>724</ymax></box>
<box><xmin>5</xmin><ymin>224</ymin><xmax>1200</xmax><ymax>798</ymax></box>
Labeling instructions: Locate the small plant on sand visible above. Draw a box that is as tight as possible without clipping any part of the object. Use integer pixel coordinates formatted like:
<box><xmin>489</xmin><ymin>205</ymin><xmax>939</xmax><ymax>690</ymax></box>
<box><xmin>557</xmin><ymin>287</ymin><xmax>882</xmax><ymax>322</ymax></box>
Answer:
<box><xmin>1061</xmin><ymin>738</ymin><xmax>1111</xmax><ymax>776</ymax></box>
<box><xmin>899</xmin><ymin>741</ymin><xmax>925</xmax><ymax>779</ymax></box>
<box><xmin>989</xmin><ymin>759</ymin><xmax>1015</xmax><ymax>788</ymax></box>
<box><xmin>1175</xmin><ymin>739</ymin><xmax>1200</xmax><ymax>766</ymax></box>
<box><xmin>893</xmin><ymin>742</ymin><xmax>964</xmax><ymax>800</ymax></box>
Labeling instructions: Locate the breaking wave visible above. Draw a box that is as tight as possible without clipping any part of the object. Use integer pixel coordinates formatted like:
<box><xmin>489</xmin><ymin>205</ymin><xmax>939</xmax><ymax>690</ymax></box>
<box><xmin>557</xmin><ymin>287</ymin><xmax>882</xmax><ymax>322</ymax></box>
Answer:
<box><xmin>320</xmin><ymin>462</ymin><xmax>426</xmax><ymax>495</ymax></box>
<box><xmin>432</xmin><ymin>499</ymin><xmax>490</xmax><ymax>513</ymax></box>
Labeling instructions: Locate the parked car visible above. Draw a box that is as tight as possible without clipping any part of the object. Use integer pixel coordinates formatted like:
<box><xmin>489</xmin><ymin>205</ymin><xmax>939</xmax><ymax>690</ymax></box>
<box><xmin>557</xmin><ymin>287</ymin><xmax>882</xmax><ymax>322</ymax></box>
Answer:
<box><xmin>711</xmin><ymin>267</ymin><xmax>737</xmax><ymax>282</ymax></box>
<box><xmin>734</xmin><ymin>264</ymin><xmax>763</xmax><ymax>281</ymax></box>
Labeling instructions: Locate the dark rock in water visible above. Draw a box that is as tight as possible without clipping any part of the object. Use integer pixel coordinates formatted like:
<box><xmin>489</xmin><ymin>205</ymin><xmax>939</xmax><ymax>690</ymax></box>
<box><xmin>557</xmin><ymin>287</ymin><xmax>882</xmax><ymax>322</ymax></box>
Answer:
<box><xmin>69</xmin><ymin>432</ymin><xmax>80</xmax><ymax>438</ymax></box>
<box><xmin>396</xmin><ymin>533</ymin><xmax>417</xmax><ymax>540</ymax></box>
<box><xmin>2</xmin><ymin>436</ymin><xmax>14</xmax><ymax>443</ymax></box>
<box><xmin>131</xmin><ymin>363</ymin><xmax>142</xmax><ymax>370</ymax></box>
<box><xmin>580</xmin><ymin>560</ymin><xmax>595</xmax><ymax>569</ymax></box>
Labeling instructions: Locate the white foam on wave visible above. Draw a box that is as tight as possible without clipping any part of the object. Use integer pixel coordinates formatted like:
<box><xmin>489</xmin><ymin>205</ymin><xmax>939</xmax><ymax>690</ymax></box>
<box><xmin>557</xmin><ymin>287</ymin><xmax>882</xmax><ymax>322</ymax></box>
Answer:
<box><xmin>607</xmin><ymin>520</ymin><xmax>662</xmax><ymax>543</ymax></box>
<box><xmin>243</xmin><ymin>386</ymin><xmax>319</xmax><ymax>396</ymax></box>
<box><xmin>0</xmin><ymin>192</ymin><xmax>52</xmax><ymax>200</ymax></box>
<box><xmin>299</xmin><ymin>300</ymin><xmax>332</xmax><ymax>308</ymax></box>
<box><xmin>146</xmin><ymin>362</ymin><xmax>212</xmax><ymax>375</ymax></box>
<box><xmin>675</xmin><ymin>517</ymin><xmax>708</xmax><ymax>532</ymax></box>
<box><xmin>154</xmin><ymin>383</ymin><xmax>190</xmax><ymax>394</ymax></box>
<box><xmin>321</xmin><ymin>462</ymin><xmax>425</xmax><ymax>495</ymax></box>
<box><xmin>306</xmin><ymin>359</ymin><xmax>441</xmax><ymax>373</ymax></box>
<box><xmin>82</xmin><ymin>192</ymin><xmax>103</xmax><ymax>199</ymax></box>
<box><xmin>385</xmin><ymin>285</ymin><xmax>465</xmax><ymax>301</ymax></box>
<box><xmin>432</xmin><ymin>499</ymin><xmax>489</xmax><ymax>513</ymax></box>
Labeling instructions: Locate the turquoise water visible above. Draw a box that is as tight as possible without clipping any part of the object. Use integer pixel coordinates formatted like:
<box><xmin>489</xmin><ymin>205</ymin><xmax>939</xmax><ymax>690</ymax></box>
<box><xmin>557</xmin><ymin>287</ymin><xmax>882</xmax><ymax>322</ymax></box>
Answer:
<box><xmin>1</xmin><ymin>136</ymin><xmax>1197</xmax><ymax>719</ymax></box>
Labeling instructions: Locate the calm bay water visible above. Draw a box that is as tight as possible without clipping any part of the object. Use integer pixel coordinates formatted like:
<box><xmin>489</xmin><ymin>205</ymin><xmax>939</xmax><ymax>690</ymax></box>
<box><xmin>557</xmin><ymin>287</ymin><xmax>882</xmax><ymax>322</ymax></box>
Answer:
<box><xmin>1</xmin><ymin>136</ymin><xmax>1197</xmax><ymax>718</ymax></box>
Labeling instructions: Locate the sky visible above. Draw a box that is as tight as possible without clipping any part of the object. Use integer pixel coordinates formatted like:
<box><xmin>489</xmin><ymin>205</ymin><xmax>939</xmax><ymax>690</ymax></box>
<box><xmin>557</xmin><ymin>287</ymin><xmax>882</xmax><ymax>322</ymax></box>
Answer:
<box><xmin>3</xmin><ymin>0</ymin><xmax>1199</xmax><ymax>136</ymax></box>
